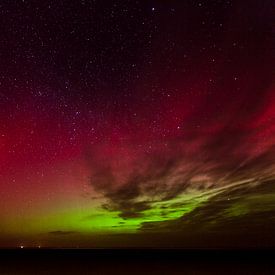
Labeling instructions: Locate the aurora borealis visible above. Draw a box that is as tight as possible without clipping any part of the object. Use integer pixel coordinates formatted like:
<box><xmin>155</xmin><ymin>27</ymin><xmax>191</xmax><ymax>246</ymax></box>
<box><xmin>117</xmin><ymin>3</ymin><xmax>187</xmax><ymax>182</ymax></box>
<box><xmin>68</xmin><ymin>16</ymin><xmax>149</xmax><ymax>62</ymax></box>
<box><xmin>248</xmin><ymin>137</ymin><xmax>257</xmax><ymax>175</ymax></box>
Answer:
<box><xmin>0</xmin><ymin>0</ymin><xmax>274</xmax><ymax>248</ymax></box>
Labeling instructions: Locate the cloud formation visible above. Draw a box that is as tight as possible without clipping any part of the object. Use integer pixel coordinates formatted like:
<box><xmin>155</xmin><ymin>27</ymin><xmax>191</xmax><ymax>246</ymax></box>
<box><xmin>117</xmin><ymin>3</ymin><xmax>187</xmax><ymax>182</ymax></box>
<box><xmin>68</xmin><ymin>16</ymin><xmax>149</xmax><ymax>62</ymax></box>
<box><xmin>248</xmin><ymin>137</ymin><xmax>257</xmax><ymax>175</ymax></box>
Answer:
<box><xmin>85</xmin><ymin>122</ymin><xmax>275</xmax><ymax>226</ymax></box>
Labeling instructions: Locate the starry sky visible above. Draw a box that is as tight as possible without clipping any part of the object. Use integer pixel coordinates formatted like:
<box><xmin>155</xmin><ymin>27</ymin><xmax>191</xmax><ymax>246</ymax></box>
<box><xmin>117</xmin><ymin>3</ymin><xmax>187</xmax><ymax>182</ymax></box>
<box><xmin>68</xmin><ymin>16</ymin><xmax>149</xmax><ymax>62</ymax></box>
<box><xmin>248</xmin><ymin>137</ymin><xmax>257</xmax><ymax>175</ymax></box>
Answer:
<box><xmin>0</xmin><ymin>0</ymin><xmax>274</xmax><ymax>248</ymax></box>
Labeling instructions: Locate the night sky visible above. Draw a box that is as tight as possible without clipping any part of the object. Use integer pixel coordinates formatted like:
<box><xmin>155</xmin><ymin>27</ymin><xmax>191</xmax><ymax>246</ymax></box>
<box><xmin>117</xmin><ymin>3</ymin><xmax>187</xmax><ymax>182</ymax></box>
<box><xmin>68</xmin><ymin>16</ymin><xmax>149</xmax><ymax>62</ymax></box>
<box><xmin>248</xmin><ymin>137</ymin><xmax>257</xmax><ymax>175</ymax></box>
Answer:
<box><xmin>0</xmin><ymin>0</ymin><xmax>274</xmax><ymax>248</ymax></box>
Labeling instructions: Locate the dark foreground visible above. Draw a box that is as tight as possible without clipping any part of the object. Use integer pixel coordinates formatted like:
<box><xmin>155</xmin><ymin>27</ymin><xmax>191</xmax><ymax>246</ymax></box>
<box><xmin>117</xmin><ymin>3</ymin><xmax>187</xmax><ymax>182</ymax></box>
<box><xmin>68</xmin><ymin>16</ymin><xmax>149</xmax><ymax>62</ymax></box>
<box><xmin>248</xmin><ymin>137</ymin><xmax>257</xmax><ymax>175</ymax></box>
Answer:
<box><xmin>0</xmin><ymin>249</ymin><xmax>275</xmax><ymax>274</ymax></box>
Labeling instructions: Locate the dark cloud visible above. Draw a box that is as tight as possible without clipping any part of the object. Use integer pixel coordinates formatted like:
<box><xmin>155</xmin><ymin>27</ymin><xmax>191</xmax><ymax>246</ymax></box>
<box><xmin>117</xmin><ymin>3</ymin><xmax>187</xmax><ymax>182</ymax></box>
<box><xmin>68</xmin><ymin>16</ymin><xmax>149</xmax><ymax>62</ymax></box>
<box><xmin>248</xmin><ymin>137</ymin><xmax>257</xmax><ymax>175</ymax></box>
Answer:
<box><xmin>85</xmin><ymin>145</ymin><xmax>198</xmax><ymax>219</ymax></box>
<box><xmin>139</xmin><ymin>177</ymin><xmax>275</xmax><ymax>236</ymax></box>
<box><xmin>85</xmin><ymin>127</ymin><xmax>275</xmax><ymax>222</ymax></box>
<box><xmin>49</xmin><ymin>231</ymin><xmax>77</xmax><ymax>236</ymax></box>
